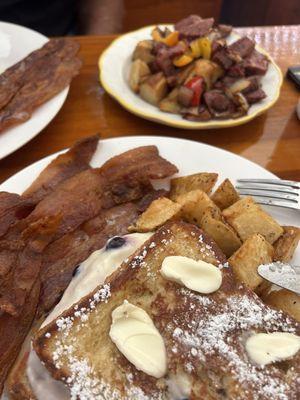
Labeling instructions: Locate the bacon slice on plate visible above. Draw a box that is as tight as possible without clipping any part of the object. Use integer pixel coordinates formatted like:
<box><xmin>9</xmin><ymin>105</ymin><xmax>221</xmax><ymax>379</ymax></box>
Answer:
<box><xmin>23</xmin><ymin>134</ymin><xmax>99</xmax><ymax>204</ymax></box>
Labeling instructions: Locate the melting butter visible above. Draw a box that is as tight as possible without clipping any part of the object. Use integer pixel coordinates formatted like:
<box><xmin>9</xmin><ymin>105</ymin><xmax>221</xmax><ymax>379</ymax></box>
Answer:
<box><xmin>245</xmin><ymin>332</ymin><xmax>300</xmax><ymax>366</ymax></box>
<box><xmin>161</xmin><ymin>256</ymin><xmax>222</xmax><ymax>294</ymax></box>
<box><xmin>109</xmin><ymin>301</ymin><xmax>167</xmax><ymax>378</ymax></box>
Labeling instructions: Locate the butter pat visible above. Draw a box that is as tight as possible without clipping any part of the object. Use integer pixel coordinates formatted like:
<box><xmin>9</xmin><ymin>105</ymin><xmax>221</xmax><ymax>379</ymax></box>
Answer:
<box><xmin>161</xmin><ymin>256</ymin><xmax>222</xmax><ymax>294</ymax></box>
<box><xmin>246</xmin><ymin>332</ymin><xmax>300</xmax><ymax>366</ymax></box>
<box><xmin>109</xmin><ymin>301</ymin><xmax>167</xmax><ymax>378</ymax></box>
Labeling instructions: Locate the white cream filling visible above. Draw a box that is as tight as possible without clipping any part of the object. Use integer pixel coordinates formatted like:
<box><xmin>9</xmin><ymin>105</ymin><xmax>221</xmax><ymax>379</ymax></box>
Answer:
<box><xmin>27</xmin><ymin>350</ymin><xmax>70</xmax><ymax>400</ymax></box>
<box><xmin>42</xmin><ymin>232</ymin><xmax>152</xmax><ymax>328</ymax></box>
<box><xmin>27</xmin><ymin>233</ymin><xmax>151</xmax><ymax>400</ymax></box>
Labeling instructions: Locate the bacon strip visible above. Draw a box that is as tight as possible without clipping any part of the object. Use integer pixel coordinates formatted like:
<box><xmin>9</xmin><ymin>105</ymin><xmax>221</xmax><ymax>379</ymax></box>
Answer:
<box><xmin>0</xmin><ymin>135</ymin><xmax>99</xmax><ymax>239</ymax></box>
<box><xmin>23</xmin><ymin>135</ymin><xmax>99</xmax><ymax>203</ymax></box>
<box><xmin>0</xmin><ymin>38</ymin><xmax>81</xmax><ymax>132</ymax></box>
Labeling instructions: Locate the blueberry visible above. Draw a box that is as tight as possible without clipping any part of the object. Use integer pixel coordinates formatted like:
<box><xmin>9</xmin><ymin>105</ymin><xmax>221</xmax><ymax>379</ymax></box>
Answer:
<box><xmin>106</xmin><ymin>236</ymin><xmax>126</xmax><ymax>250</ymax></box>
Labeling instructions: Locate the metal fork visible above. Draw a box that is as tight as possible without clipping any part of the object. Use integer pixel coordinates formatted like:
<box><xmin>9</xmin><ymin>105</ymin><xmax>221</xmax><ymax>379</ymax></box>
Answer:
<box><xmin>236</xmin><ymin>179</ymin><xmax>300</xmax><ymax>211</ymax></box>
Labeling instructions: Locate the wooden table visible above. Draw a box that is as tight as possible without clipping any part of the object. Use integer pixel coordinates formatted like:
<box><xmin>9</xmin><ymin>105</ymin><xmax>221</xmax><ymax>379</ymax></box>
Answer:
<box><xmin>0</xmin><ymin>25</ymin><xmax>299</xmax><ymax>184</ymax></box>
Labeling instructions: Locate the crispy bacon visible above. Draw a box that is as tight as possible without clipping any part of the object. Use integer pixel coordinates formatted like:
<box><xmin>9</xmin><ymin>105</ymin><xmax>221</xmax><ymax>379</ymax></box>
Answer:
<box><xmin>23</xmin><ymin>135</ymin><xmax>99</xmax><ymax>203</ymax></box>
<box><xmin>0</xmin><ymin>135</ymin><xmax>99</xmax><ymax>238</ymax></box>
<box><xmin>0</xmin><ymin>279</ymin><xmax>40</xmax><ymax>394</ymax></box>
<box><xmin>0</xmin><ymin>38</ymin><xmax>81</xmax><ymax>132</ymax></box>
<box><xmin>0</xmin><ymin>193</ymin><xmax>33</xmax><ymax>239</ymax></box>
<box><xmin>0</xmin><ymin>144</ymin><xmax>177</xmax><ymax>392</ymax></box>
<box><xmin>22</xmin><ymin>146</ymin><xmax>177</xmax><ymax>243</ymax></box>
<box><xmin>100</xmin><ymin>145</ymin><xmax>178</xmax><ymax>181</ymax></box>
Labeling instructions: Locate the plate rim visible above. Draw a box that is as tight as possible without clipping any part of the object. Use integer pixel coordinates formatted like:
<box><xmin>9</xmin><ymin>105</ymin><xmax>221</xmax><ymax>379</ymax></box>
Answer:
<box><xmin>0</xmin><ymin>21</ymin><xmax>70</xmax><ymax>160</ymax></box>
<box><xmin>98</xmin><ymin>24</ymin><xmax>283</xmax><ymax>130</ymax></box>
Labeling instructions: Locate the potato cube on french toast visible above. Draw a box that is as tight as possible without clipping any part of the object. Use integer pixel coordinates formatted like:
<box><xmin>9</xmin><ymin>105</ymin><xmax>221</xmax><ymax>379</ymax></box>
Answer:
<box><xmin>228</xmin><ymin>233</ymin><xmax>274</xmax><ymax>290</ymax></box>
<box><xmin>176</xmin><ymin>189</ymin><xmax>218</xmax><ymax>225</ymax></box>
<box><xmin>262</xmin><ymin>289</ymin><xmax>300</xmax><ymax>322</ymax></box>
<box><xmin>223</xmin><ymin>196</ymin><xmax>284</xmax><ymax>243</ymax></box>
<box><xmin>129</xmin><ymin>197</ymin><xmax>181</xmax><ymax>232</ymax></box>
<box><xmin>35</xmin><ymin>221</ymin><xmax>300</xmax><ymax>400</ymax></box>
<box><xmin>273</xmin><ymin>226</ymin><xmax>300</xmax><ymax>262</ymax></box>
<box><xmin>170</xmin><ymin>172</ymin><xmax>218</xmax><ymax>199</ymax></box>
<box><xmin>200</xmin><ymin>207</ymin><xmax>242</xmax><ymax>257</ymax></box>
<box><xmin>211</xmin><ymin>178</ymin><xmax>240</xmax><ymax>210</ymax></box>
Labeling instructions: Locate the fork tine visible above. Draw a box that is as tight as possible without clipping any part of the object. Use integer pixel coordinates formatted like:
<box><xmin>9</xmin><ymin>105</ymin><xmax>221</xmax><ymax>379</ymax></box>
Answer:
<box><xmin>237</xmin><ymin>179</ymin><xmax>300</xmax><ymax>189</ymax></box>
<box><xmin>237</xmin><ymin>188</ymin><xmax>299</xmax><ymax>200</ymax></box>
<box><xmin>236</xmin><ymin>184</ymin><xmax>299</xmax><ymax>195</ymax></box>
<box><xmin>247</xmin><ymin>197</ymin><xmax>300</xmax><ymax>210</ymax></box>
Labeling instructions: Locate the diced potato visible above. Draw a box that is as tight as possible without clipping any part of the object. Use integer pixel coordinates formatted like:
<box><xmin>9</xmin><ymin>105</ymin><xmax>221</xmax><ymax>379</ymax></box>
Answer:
<box><xmin>262</xmin><ymin>289</ymin><xmax>300</xmax><ymax>322</ymax></box>
<box><xmin>129</xmin><ymin>197</ymin><xmax>181</xmax><ymax>233</ymax></box>
<box><xmin>170</xmin><ymin>172</ymin><xmax>218</xmax><ymax>199</ymax></box>
<box><xmin>139</xmin><ymin>72</ymin><xmax>168</xmax><ymax>105</ymax></box>
<box><xmin>132</xmin><ymin>40</ymin><xmax>155</xmax><ymax>64</ymax></box>
<box><xmin>222</xmin><ymin>196</ymin><xmax>283</xmax><ymax>244</ymax></box>
<box><xmin>159</xmin><ymin>88</ymin><xmax>181</xmax><ymax>114</ymax></box>
<box><xmin>200</xmin><ymin>207</ymin><xmax>242</xmax><ymax>257</ymax></box>
<box><xmin>176</xmin><ymin>189</ymin><xmax>218</xmax><ymax>226</ymax></box>
<box><xmin>273</xmin><ymin>226</ymin><xmax>300</xmax><ymax>262</ymax></box>
<box><xmin>228</xmin><ymin>234</ymin><xmax>274</xmax><ymax>290</ymax></box>
<box><xmin>128</xmin><ymin>59</ymin><xmax>150</xmax><ymax>93</ymax></box>
<box><xmin>186</xmin><ymin>59</ymin><xmax>223</xmax><ymax>90</ymax></box>
<box><xmin>228</xmin><ymin>78</ymin><xmax>251</xmax><ymax>94</ymax></box>
<box><xmin>211</xmin><ymin>178</ymin><xmax>240</xmax><ymax>210</ymax></box>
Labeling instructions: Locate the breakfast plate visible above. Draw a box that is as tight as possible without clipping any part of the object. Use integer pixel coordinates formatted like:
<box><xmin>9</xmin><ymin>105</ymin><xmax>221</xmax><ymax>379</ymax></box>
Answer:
<box><xmin>1</xmin><ymin>135</ymin><xmax>298</xmax><ymax>264</ymax></box>
<box><xmin>0</xmin><ymin>22</ymin><xmax>69</xmax><ymax>160</ymax></box>
<box><xmin>99</xmin><ymin>25</ymin><xmax>283</xmax><ymax>129</ymax></box>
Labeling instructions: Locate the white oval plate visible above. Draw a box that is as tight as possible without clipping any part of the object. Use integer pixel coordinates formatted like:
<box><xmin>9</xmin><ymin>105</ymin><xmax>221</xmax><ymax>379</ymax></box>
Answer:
<box><xmin>99</xmin><ymin>25</ymin><xmax>283</xmax><ymax>130</ymax></box>
<box><xmin>0</xmin><ymin>136</ymin><xmax>298</xmax><ymax>263</ymax></box>
<box><xmin>0</xmin><ymin>22</ymin><xmax>69</xmax><ymax>160</ymax></box>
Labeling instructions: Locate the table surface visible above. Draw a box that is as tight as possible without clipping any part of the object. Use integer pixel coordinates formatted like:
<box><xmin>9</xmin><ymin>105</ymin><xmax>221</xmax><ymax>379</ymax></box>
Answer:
<box><xmin>0</xmin><ymin>25</ymin><xmax>299</xmax><ymax>184</ymax></box>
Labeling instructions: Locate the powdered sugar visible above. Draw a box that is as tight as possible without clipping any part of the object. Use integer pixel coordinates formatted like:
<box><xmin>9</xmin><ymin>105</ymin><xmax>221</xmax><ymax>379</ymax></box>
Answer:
<box><xmin>168</xmin><ymin>293</ymin><xmax>297</xmax><ymax>399</ymax></box>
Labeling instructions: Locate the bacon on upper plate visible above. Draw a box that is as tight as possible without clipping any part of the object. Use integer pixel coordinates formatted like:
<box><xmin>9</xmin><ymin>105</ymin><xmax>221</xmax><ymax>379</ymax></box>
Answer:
<box><xmin>0</xmin><ymin>38</ymin><xmax>82</xmax><ymax>133</ymax></box>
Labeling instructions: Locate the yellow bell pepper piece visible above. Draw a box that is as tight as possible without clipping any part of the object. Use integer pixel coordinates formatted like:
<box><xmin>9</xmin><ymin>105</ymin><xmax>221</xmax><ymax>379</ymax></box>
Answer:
<box><xmin>163</xmin><ymin>31</ymin><xmax>179</xmax><ymax>46</ymax></box>
<box><xmin>151</xmin><ymin>29</ymin><xmax>179</xmax><ymax>47</ymax></box>
<box><xmin>173</xmin><ymin>54</ymin><xmax>194</xmax><ymax>67</ymax></box>
<box><xmin>190</xmin><ymin>37</ymin><xmax>212</xmax><ymax>59</ymax></box>
<box><xmin>200</xmin><ymin>37</ymin><xmax>212</xmax><ymax>60</ymax></box>
<box><xmin>190</xmin><ymin>39</ymin><xmax>202</xmax><ymax>58</ymax></box>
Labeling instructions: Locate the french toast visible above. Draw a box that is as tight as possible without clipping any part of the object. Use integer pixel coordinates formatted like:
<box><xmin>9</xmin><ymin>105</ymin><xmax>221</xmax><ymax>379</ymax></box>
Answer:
<box><xmin>35</xmin><ymin>221</ymin><xmax>300</xmax><ymax>399</ymax></box>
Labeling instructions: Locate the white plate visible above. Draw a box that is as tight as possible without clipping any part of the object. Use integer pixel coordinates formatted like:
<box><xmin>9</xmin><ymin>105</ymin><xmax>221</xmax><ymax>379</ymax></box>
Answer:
<box><xmin>0</xmin><ymin>136</ymin><xmax>298</xmax><ymax>264</ymax></box>
<box><xmin>99</xmin><ymin>25</ymin><xmax>283</xmax><ymax>130</ymax></box>
<box><xmin>0</xmin><ymin>22</ymin><xmax>69</xmax><ymax>160</ymax></box>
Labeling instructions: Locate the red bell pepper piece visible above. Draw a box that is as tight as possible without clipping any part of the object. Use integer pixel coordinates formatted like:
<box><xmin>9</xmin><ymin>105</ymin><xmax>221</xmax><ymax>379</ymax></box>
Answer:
<box><xmin>185</xmin><ymin>76</ymin><xmax>205</xmax><ymax>107</ymax></box>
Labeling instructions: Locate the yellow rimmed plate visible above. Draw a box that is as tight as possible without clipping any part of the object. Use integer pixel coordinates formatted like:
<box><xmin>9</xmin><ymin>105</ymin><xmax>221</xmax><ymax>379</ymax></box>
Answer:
<box><xmin>98</xmin><ymin>25</ymin><xmax>283</xmax><ymax>130</ymax></box>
